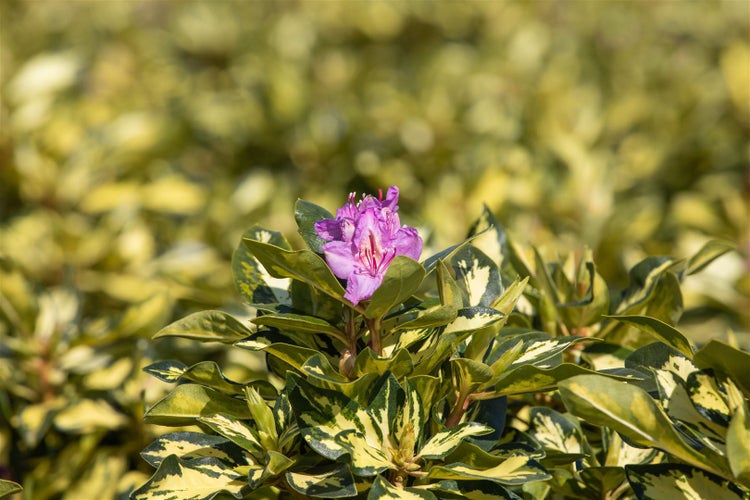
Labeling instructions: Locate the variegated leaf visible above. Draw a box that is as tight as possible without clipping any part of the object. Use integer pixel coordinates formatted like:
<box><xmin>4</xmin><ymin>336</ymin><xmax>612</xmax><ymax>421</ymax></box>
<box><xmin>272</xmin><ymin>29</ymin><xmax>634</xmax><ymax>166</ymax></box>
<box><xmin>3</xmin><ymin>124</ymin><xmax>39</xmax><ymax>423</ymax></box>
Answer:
<box><xmin>140</xmin><ymin>432</ymin><xmax>247</xmax><ymax>468</ymax></box>
<box><xmin>437</xmin><ymin>259</ymin><xmax>464</xmax><ymax>310</ymax></box>
<box><xmin>246</xmin><ymin>450</ymin><xmax>295</xmax><ymax>489</ymax></box>
<box><xmin>687</xmin><ymin>371</ymin><xmax>730</xmax><ymax>426</ymax></box>
<box><xmin>245</xmin><ymin>386</ymin><xmax>278</xmax><ymax>450</ymax></box>
<box><xmin>285</xmin><ymin>464</ymin><xmax>357</xmax><ymax>498</ymax></box>
<box><xmin>131</xmin><ymin>455</ymin><xmax>247</xmax><ymax>500</ymax></box>
<box><xmin>528</xmin><ymin>407</ymin><xmax>582</xmax><ymax>455</ymax></box>
<box><xmin>419</xmin><ymin>422</ymin><xmax>494</xmax><ymax>459</ymax></box>
<box><xmin>559</xmin><ymin>374</ymin><xmax>731</xmax><ymax>479</ymax></box>
<box><xmin>427</xmin><ymin>454</ymin><xmax>549</xmax><ymax>485</ymax></box>
<box><xmin>144</xmin><ymin>384</ymin><xmax>252</xmax><ymax>426</ymax></box>
<box><xmin>435</xmin><ymin>479</ymin><xmax>521</xmax><ymax>499</ymax></box>
<box><xmin>336</xmin><ymin>430</ymin><xmax>394</xmax><ymax>476</ymax></box>
<box><xmin>197</xmin><ymin>413</ymin><xmax>263</xmax><ymax>458</ymax></box>
<box><xmin>143</xmin><ymin>359</ymin><xmax>188</xmax><ymax>383</ymax></box>
<box><xmin>367</xmin><ymin>476</ymin><xmax>436</xmax><ymax>499</ymax></box>
<box><xmin>288</xmin><ymin>374</ymin><xmax>383</xmax><ymax>459</ymax></box>
<box><xmin>232</xmin><ymin>226</ymin><xmax>288</xmax><ymax>305</ymax></box>
<box><xmin>395</xmin><ymin>379</ymin><xmax>425</xmax><ymax>455</ymax></box>
<box><xmin>301</xmin><ymin>353</ymin><xmax>349</xmax><ymax>383</ymax></box>
<box><xmin>625</xmin><ymin>463</ymin><xmax>746</xmax><ymax>499</ymax></box>
<box><xmin>450</xmin><ymin>245</ymin><xmax>503</xmax><ymax>308</ymax></box>
<box><xmin>660</xmin><ymin>373</ymin><xmax>726</xmax><ymax>456</ymax></box>
<box><xmin>727</xmin><ymin>384</ymin><xmax>750</xmax><ymax>488</ymax></box>
<box><xmin>392</xmin><ymin>303</ymin><xmax>458</xmax><ymax>332</ymax></box>
<box><xmin>694</xmin><ymin>339</ymin><xmax>750</xmax><ymax>397</ymax></box>
<box><xmin>505</xmin><ymin>334</ymin><xmax>598</xmax><ymax>370</ymax></box>
<box><xmin>444</xmin><ymin>307</ymin><xmax>506</xmax><ymax>336</ymax></box>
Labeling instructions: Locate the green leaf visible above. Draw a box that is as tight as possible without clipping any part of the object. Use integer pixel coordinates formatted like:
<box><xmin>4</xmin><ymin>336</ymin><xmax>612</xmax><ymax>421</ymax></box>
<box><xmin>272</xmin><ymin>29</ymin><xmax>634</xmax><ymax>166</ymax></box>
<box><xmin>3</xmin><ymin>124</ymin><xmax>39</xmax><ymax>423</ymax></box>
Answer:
<box><xmin>243</xmin><ymin>238</ymin><xmax>348</xmax><ymax>303</ymax></box>
<box><xmin>365</xmin><ymin>256</ymin><xmax>425</xmax><ymax>319</ymax></box>
<box><xmin>0</xmin><ymin>480</ymin><xmax>22</xmax><ymax>499</ymax></box>
<box><xmin>488</xmin><ymin>363</ymin><xmax>636</xmax><ymax>397</ymax></box>
<box><xmin>236</xmin><ymin>335</ymin><xmax>320</xmax><ymax>373</ymax></box>
<box><xmin>419</xmin><ymin>422</ymin><xmax>494</xmax><ymax>459</ymax></box>
<box><xmin>285</xmin><ymin>464</ymin><xmax>357</xmax><ymax>498</ymax></box>
<box><xmin>625</xmin><ymin>463</ymin><xmax>746</xmax><ymax>500</ymax></box>
<box><xmin>606</xmin><ymin>315</ymin><xmax>694</xmax><ymax>358</ymax></box>
<box><xmin>232</xmin><ymin>226</ymin><xmax>290</xmax><ymax>305</ymax></box>
<box><xmin>252</xmin><ymin>313</ymin><xmax>347</xmax><ymax>343</ymax></box>
<box><xmin>131</xmin><ymin>455</ymin><xmax>247</xmax><ymax>500</ymax></box>
<box><xmin>154</xmin><ymin>310</ymin><xmax>252</xmax><ymax>343</ymax></box>
<box><xmin>140</xmin><ymin>431</ymin><xmax>246</xmax><ymax>468</ymax></box>
<box><xmin>245</xmin><ymin>386</ymin><xmax>278</xmax><ymax>450</ymax></box>
<box><xmin>558</xmin><ymin>375</ymin><xmax>730</xmax><ymax>479</ymax></box>
<box><xmin>694</xmin><ymin>340</ymin><xmax>750</xmax><ymax>396</ymax></box>
<box><xmin>354</xmin><ymin>348</ymin><xmax>414</xmax><ymax>379</ymax></box>
<box><xmin>684</xmin><ymin>239</ymin><xmax>735</xmax><ymax>276</ymax></box>
<box><xmin>578</xmin><ymin>467</ymin><xmax>627</xmax><ymax>497</ymax></box>
<box><xmin>367</xmin><ymin>476</ymin><xmax>437</xmax><ymax>499</ymax></box>
<box><xmin>451</xmin><ymin>358</ymin><xmax>494</xmax><ymax>396</ymax></box>
<box><xmin>295</xmin><ymin>199</ymin><xmax>333</xmax><ymax>254</ymax></box>
<box><xmin>144</xmin><ymin>384</ymin><xmax>252</xmax><ymax>426</ymax></box>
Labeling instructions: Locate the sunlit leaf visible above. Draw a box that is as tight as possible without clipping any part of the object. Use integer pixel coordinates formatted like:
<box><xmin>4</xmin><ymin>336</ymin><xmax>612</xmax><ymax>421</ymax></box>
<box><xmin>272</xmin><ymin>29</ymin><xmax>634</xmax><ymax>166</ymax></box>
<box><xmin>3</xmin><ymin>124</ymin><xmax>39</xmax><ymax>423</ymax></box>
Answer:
<box><xmin>131</xmin><ymin>455</ymin><xmax>247</xmax><ymax>500</ymax></box>
<box><xmin>625</xmin><ymin>463</ymin><xmax>745</xmax><ymax>500</ymax></box>
<box><xmin>154</xmin><ymin>310</ymin><xmax>253</xmax><ymax>343</ymax></box>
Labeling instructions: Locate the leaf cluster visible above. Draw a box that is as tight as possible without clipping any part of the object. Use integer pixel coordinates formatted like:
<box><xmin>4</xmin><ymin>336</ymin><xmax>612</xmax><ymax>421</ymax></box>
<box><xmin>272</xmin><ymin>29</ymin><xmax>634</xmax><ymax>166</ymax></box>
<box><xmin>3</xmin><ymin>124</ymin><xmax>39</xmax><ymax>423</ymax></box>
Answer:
<box><xmin>128</xmin><ymin>202</ymin><xmax>745</xmax><ymax>499</ymax></box>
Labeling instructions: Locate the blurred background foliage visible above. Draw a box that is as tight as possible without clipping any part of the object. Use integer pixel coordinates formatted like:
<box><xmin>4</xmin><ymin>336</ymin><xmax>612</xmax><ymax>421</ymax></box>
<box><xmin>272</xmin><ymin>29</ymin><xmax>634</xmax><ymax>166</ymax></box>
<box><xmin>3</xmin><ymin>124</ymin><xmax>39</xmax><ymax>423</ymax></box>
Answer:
<box><xmin>0</xmin><ymin>0</ymin><xmax>748</xmax><ymax>498</ymax></box>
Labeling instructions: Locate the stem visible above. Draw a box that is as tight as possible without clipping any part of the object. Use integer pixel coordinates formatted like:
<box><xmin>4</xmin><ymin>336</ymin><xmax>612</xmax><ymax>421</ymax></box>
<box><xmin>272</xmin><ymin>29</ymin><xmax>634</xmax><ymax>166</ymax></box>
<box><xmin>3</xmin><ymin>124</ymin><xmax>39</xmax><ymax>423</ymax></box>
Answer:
<box><xmin>367</xmin><ymin>316</ymin><xmax>383</xmax><ymax>356</ymax></box>
<box><xmin>445</xmin><ymin>393</ymin><xmax>470</xmax><ymax>428</ymax></box>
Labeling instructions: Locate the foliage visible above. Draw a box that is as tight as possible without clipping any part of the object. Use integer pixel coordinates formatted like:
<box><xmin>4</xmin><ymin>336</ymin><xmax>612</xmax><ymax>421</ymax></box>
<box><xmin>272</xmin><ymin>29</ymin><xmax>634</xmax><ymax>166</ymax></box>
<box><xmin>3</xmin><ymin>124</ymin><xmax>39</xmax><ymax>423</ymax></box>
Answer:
<box><xmin>130</xmin><ymin>199</ymin><xmax>746</xmax><ymax>499</ymax></box>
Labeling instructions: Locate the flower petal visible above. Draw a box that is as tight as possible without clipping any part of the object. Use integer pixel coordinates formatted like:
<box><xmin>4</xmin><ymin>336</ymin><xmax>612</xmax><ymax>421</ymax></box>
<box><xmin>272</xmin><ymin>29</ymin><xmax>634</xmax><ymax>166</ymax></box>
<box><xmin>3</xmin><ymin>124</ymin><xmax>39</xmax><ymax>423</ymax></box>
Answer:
<box><xmin>322</xmin><ymin>241</ymin><xmax>357</xmax><ymax>280</ymax></box>
<box><xmin>393</xmin><ymin>227</ymin><xmax>423</xmax><ymax>261</ymax></box>
<box><xmin>345</xmin><ymin>272</ymin><xmax>383</xmax><ymax>305</ymax></box>
<box><xmin>314</xmin><ymin>219</ymin><xmax>341</xmax><ymax>241</ymax></box>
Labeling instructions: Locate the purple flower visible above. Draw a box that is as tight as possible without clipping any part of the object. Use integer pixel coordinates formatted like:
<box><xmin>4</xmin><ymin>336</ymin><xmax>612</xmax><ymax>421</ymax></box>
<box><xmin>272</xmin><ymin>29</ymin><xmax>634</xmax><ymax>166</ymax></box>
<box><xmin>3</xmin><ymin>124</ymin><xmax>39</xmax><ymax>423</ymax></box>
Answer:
<box><xmin>314</xmin><ymin>186</ymin><xmax>423</xmax><ymax>306</ymax></box>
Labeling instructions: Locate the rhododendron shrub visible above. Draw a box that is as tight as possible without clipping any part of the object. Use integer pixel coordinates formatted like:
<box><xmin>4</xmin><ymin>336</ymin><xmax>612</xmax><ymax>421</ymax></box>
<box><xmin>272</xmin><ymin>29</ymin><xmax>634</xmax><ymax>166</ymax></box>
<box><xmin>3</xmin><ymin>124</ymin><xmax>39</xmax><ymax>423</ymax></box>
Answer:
<box><xmin>130</xmin><ymin>188</ymin><xmax>746</xmax><ymax>500</ymax></box>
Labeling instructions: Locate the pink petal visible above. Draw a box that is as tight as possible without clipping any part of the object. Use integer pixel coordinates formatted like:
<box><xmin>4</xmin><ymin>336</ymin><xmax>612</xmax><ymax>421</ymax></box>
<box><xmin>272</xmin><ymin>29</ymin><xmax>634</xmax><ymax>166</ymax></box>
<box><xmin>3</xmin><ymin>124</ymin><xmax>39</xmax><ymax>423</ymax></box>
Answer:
<box><xmin>314</xmin><ymin>219</ymin><xmax>341</xmax><ymax>241</ymax></box>
<box><xmin>322</xmin><ymin>241</ymin><xmax>357</xmax><ymax>280</ymax></box>
<box><xmin>393</xmin><ymin>227</ymin><xmax>423</xmax><ymax>261</ymax></box>
<box><xmin>345</xmin><ymin>272</ymin><xmax>383</xmax><ymax>305</ymax></box>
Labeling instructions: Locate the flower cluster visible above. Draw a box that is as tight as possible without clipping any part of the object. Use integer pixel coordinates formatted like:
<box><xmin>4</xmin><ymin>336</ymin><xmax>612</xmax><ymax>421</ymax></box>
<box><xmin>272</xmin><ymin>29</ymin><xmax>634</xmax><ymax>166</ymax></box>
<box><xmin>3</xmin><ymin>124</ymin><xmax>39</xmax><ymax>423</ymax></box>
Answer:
<box><xmin>314</xmin><ymin>186</ymin><xmax>423</xmax><ymax>305</ymax></box>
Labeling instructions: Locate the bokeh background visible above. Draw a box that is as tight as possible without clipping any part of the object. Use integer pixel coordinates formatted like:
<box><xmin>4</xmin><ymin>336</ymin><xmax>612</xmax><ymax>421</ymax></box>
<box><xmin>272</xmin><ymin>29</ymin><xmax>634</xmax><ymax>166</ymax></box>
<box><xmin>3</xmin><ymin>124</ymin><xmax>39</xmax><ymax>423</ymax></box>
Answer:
<box><xmin>1</xmin><ymin>1</ymin><xmax>748</xmax><ymax>498</ymax></box>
